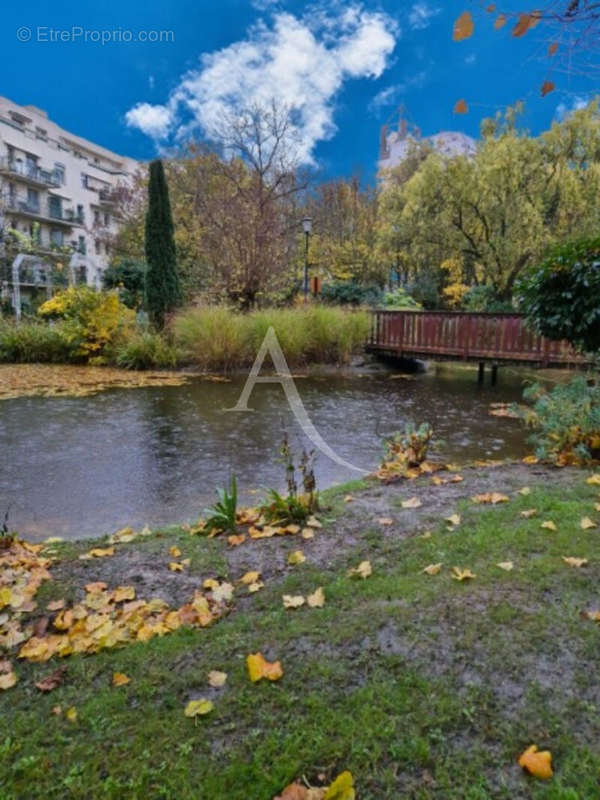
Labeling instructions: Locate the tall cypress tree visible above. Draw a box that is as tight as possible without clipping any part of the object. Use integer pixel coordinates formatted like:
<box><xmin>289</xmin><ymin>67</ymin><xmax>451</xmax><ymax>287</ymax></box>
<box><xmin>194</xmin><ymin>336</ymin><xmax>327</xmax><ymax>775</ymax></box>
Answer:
<box><xmin>144</xmin><ymin>159</ymin><xmax>180</xmax><ymax>328</ymax></box>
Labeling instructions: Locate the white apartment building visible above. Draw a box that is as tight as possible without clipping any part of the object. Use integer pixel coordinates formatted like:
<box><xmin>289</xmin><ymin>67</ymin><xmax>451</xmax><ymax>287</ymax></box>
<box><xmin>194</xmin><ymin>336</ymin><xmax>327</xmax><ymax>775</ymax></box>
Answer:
<box><xmin>0</xmin><ymin>96</ymin><xmax>138</xmax><ymax>309</ymax></box>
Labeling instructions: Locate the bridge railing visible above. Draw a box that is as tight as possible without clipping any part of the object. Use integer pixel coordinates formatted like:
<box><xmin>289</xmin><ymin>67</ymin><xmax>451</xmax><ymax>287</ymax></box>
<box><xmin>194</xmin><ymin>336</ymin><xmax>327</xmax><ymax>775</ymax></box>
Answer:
<box><xmin>368</xmin><ymin>310</ymin><xmax>587</xmax><ymax>366</ymax></box>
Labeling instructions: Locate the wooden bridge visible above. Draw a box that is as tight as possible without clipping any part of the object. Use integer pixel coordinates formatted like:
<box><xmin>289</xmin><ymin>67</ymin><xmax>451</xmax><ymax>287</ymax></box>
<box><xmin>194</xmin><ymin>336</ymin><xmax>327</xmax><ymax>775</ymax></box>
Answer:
<box><xmin>366</xmin><ymin>310</ymin><xmax>587</xmax><ymax>381</ymax></box>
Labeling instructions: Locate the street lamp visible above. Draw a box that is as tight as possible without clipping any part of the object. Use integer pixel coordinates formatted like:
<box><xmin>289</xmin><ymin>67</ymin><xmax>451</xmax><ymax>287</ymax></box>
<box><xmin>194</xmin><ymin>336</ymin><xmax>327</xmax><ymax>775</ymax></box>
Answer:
<box><xmin>302</xmin><ymin>216</ymin><xmax>312</xmax><ymax>301</ymax></box>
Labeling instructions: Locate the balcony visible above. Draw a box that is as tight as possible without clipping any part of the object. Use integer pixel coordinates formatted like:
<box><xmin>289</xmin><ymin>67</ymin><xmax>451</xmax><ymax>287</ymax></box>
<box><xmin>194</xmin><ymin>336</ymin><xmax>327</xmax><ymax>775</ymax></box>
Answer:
<box><xmin>0</xmin><ymin>157</ymin><xmax>60</xmax><ymax>188</ymax></box>
<box><xmin>98</xmin><ymin>187</ymin><xmax>119</xmax><ymax>205</ymax></box>
<box><xmin>3</xmin><ymin>195</ymin><xmax>83</xmax><ymax>227</ymax></box>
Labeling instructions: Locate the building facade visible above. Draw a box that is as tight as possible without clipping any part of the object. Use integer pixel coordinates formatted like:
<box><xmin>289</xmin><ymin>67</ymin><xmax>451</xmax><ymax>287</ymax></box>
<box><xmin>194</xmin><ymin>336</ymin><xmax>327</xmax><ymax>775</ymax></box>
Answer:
<box><xmin>0</xmin><ymin>96</ymin><xmax>138</xmax><ymax>310</ymax></box>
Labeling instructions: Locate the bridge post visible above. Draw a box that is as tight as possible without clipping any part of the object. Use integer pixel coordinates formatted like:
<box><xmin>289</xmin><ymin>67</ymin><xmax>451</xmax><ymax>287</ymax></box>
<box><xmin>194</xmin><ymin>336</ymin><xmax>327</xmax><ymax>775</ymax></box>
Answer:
<box><xmin>477</xmin><ymin>362</ymin><xmax>484</xmax><ymax>384</ymax></box>
<box><xmin>491</xmin><ymin>364</ymin><xmax>498</xmax><ymax>386</ymax></box>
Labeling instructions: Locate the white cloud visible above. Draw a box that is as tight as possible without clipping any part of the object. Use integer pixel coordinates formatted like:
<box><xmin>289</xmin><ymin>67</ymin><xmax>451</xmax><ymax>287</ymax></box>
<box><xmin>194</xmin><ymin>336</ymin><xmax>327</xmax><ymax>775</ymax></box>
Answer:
<box><xmin>125</xmin><ymin>5</ymin><xmax>399</xmax><ymax>164</ymax></box>
<box><xmin>368</xmin><ymin>70</ymin><xmax>429</xmax><ymax>113</ymax></box>
<box><xmin>555</xmin><ymin>95</ymin><xmax>590</xmax><ymax>120</ymax></box>
<box><xmin>125</xmin><ymin>103</ymin><xmax>173</xmax><ymax>139</ymax></box>
<box><xmin>408</xmin><ymin>2</ymin><xmax>441</xmax><ymax>30</ymax></box>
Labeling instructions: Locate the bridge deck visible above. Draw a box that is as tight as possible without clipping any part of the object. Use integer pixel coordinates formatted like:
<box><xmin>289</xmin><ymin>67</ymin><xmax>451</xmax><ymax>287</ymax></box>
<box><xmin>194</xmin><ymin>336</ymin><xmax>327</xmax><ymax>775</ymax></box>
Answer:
<box><xmin>366</xmin><ymin>310</ymin><xmax>587</xmax><ymax>368</ymax></box>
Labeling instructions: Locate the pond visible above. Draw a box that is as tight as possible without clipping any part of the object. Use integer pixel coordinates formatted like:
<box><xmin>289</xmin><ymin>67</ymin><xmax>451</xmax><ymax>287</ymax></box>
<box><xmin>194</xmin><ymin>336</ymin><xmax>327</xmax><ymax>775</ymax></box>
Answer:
<box><xmin>0</xmin><ymin>365</ymin><xmax>530</xmax><ymax>541</ymax></box>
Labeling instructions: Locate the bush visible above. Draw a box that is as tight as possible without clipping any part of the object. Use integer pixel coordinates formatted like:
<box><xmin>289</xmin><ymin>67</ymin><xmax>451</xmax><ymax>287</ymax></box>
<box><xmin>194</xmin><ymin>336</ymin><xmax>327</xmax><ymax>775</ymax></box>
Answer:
<box><xmin>114</xmin><ymin>331</ymin><xmax>180</xmax><ymax>369</ymax></box>
<box><xmin>321</xmin><ymin>281</ymin><xmax>382</xmax><ymax>307</ymax></box>
<box><xmin>0</xmin><ymin>319</ymin><xmax>73</xmax><ymax>363</ymax></box>
<box><xmin>381</xmin><ymin>287</ymin><xmax>421</xmax><ymax>310</ymax></box>
<box><xmin>519</xmin><ymin>376</ymin><xmax>600</xmax><ymax>466</ymax></box>
<box><xmin>102</xmin><ymin>259</ymin><xmax>146</xmax><ymax>309</ymax></box>
<box><xmin>516</xmin><ymin>237</ymin><xmax>600</xmax><ymax>353</ymax></box>
<box><xmin>463</xmin><ymin>285</ymin><xmax>514</xmax><ymax>313</ymax></box>
<box><xmin>38</xmin><ymin>287</ymin><xmax>135</xmax><ymax>361</ymax></box>
<box><xmin>172</xmin><ymin>306</ymin><xmax>370</xmax><ymax>371</ymax></box>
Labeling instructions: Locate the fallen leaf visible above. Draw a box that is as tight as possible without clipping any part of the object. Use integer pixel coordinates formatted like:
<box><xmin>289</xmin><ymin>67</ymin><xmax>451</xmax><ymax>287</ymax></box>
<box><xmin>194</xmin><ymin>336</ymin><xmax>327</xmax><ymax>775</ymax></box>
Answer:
<box><xmin>446</xmin><ymin>514</ymin><xmax>461</xmax><ymax>527</ymax></box>
<box><xmin>518</xmin><ymin>487</ymin><xmax>531</xmax><ymax>496</ymax></box>
<box><xmin>307</xmin><ymin>587</ymin><xmax>325</xmax><ymax>608</ymax></box>
<box><xmin>344</xmin><ymin>495</ymin><xmax>354</xmax><ymax>503</ymax></box>
<box><xmin>82</xmin><ymin>547</ymin><xmax>114</xmax><ymax>559</ymax></box>
<box><xmin>497</xmin><ymin>561</ymin><xmax>514</xmax><ymax>571</ymax></box>
<box><xmin>301</xmin><ymin>528</ymin><xmax>315</xmax><ymax>539</ymax></box>
<box><xmin>274</xmin><ymin>783</ymin><xmax>312</xmax><ymax>800</ymax></box>
<box><xmin>522</xmin><ymin>455</ymin><xmax>539</xmax><ymax>465</ymax></box>
<box><xmin>453</xmin><ymin>11</ymin><xmax>474</xmax><ymax>41</ymax></box>
<box><xmin>306</xmin><ymin>516</ymin><xmax>322</xmax><ymax>528</ymax></box>
<box><xmin>246</xmin><ymin>652</ymin><xmax>283</xmax><ymax>682</ymax></box>
<box><xmin>471</xmin><ymin>492</ymin><xmax>509</xmax><ymax>504</ymax></box>
<box><xmin>401</xmin><ymin>496</ymin><xmax>422</xmax><ymax>509</ymax></box>
<box><xmin>324</xmin><ymin>770</ymin><xmax>355</xmax><ymax>799</ymax></box>
<box><xmin>421</xmin><ymin>530</ymin><xmax>432</xmax><ymax>539</ymax></box>
<box><xmin>203</xmin><ymin>578</ymin><xmax>220</xmax><ymax>591</ymax></box>
<box><xmin>288</xmin><ymin>550</ymin><xmax>306</xmax><ymax>566</ymax></box>
<box><xmin>184</xmin><ymin>699</ymin><xmax>214</xmax><ymax>717</ymax></box>
<box><xmin>248</xmin><ymin>581</ymin><xmax>264</xmax><ymax>593</ymax></box>
<box><xmin>65</xmin><ymin>706</ymin><xmax>78</xmax><ymax>723</ymax></box>
<box><xmin>113</xmin><ymin>586</ymin><xmax>135</xmax><ymax>603</ymax></box>
<box><xmin>541</xmin><ymin>521</ymin><xmax>557</xmax><ymax>531</ymax></box>
<box><xmin>46</xmin><ymin>599</ymin><xmax>65</xmax><ymax>611</ymax></box>
<box><xmin>112</xmin><ymin>672</ymin><xmax>131</xmax><ymax>687</ymax></box>
<box><xmin>377</xmin><ymin>517</ymin><xmax>394</xmax><ymax>526</ymax></box>
<box><xmin>228</xmin><ymin>534</ymin><xmax>246</xmax><ymax>547</ymax></box>
<box><xmin>580</xmin><ymin>517</ymin><xmax>597</xmax><ymax>530</ymax></box>
<box><xmin>518</xmin><ymin>744</ymin><xmax>553</xmax><ymax>779</ymax></box>
<box><xmin>562</xmin><ymin>556</ymin><xmax>588</xmax><ymax>568</ymax></box>
<box><xmin>169</xmin><ymin>562</ymin><xmax>184</xmax><ymax>572</ymax></box>
<box><xmin>348</xmin><ymin>560</ymin><xmax>372</xmax><ymax>579</ymax></box>
<box><xmin>423</xmin><ymin>563</ymin><xmax>442</xmax><ymax>576</ymax></box>
<box><xmin>240</xmin><ymin>571</ymin><xmax>261</xmax><ymax>585</ymax></box>
<box><xmin>586</xmin><ymin>474</ymin><xmax>600</xmax><ymax>486</ymax></box>
<box><xmin>520</xmin><ymin>509</ymin><xmax>538</xmax><ymax>519</ymax></box>
<box><xmin>212</xmin><ymin>582</ymin><xmax>234</xmax><ymax>603</ymax></box>
<box><xmin>85</xmin><ymin>582</ymin><xmax>107</xmax><ymax>593</ymax></box>
<box><xmin>208</xmin><ymin>670</ymin><xmax>227</xmax><ymax>688</ymax></box>
<box><xmin>0</xmin><ymin>669</ymin><xmax>17</xmax><ymax>690</ymax></box>
<box><xmin>35</xmin><ymin>666</ymin><xmax>67</xmax><ymax>692</ymax></box>
<box><xmin>283</xmin><ymin>595</ymin><xmax>305</xmax><ymax>609</ymax></box>
<box><xmin>452</xmin><ymin>566</ymin><xmax>476</xmax><ymax>581</ymax></box>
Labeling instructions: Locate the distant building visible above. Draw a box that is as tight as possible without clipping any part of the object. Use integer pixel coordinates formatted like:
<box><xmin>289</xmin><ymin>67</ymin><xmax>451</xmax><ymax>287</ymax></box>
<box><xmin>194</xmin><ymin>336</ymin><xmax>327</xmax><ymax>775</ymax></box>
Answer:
<box><xmin>0</xmin><ymin>96</ymin><xmax>138</xmax><ymax>311</ymax></box>
<box><xmin>378</xmin><ymin>114</ymin><xmax>476</xmax><ymax>175</ymax></box>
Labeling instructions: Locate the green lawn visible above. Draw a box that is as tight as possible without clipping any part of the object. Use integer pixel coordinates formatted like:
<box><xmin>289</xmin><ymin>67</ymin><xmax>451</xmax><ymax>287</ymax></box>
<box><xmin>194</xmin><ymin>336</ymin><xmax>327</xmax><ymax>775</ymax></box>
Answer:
<box><xmin>1</xmin><ymin>471</ymin><xmax>599</xmax><ymax>799</ymax></box>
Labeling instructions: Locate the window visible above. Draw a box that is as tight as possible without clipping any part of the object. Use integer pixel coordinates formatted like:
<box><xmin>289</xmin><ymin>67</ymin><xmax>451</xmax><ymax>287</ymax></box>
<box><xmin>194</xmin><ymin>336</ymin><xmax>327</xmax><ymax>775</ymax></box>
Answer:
<box><xmin>27</xmin><ymin>188</ymin><xmax>39</xmax><ymax>213</ymax></box>
<box><xmin>48</xmin><ymin>195</ymin><xmax>62</xmax><ymax>220</ymax></box>
<box><xmin>104</xmin><ymin>212</ymin><xmax>110</xmax><ymax>226</ymax></box>
<box><xmin>35</xmin><ymin>127</ymin><xmax>47</xmax><ymax>141</ymax></box>
<box><xmin>50</xmin><ymin>229</ymin><xmax>64</xmax><ymax>247</ymax></box>
<box><xmin>77</xmin><ymin>236</ymin><xmax>86</xmax><ymax>255</ymax></box>
<box><xmin>54</xmin><ymin>163</ymin><xmax>65</xmax><ymax>185</ymax></box>
<box><xmin>94</xmin><ymin>210</ymin><xmax>100</xmax><ymax>226</ymax></box>
<box><xmin>95</xmin><ymin>239</ymin><xmax>101</xmax><ymax>255</ymax></box>
<box><xmin>81</xmin><ymin>173</ymin><xmax>89</xmax><ymax>189</ymax></box>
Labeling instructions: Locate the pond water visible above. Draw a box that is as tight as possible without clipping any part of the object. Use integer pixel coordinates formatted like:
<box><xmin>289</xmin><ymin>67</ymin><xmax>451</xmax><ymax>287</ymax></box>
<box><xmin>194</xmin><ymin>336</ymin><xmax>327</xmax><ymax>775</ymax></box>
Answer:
<box><xmin>0</xmin><ymin>366</ymin><xmax>530</xmax><ymax>541</ymax></box>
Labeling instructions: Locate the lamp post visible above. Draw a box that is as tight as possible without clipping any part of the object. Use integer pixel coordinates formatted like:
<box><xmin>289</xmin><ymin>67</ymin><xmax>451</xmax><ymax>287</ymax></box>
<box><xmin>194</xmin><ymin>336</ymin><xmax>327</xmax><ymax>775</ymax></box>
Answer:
<box><xmin>302</xmin><ymin>216</ymin><xmax>312</xmax><ymax>302</ymax></box>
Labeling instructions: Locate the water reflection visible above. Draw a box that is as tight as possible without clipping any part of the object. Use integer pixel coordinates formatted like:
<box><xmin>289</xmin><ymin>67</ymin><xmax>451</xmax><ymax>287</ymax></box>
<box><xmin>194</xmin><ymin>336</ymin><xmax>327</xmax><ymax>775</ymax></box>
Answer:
<box><xmin>0</xmin><ymin>367</ymin><xmax>528</xmax><ymax>540</ymax></box>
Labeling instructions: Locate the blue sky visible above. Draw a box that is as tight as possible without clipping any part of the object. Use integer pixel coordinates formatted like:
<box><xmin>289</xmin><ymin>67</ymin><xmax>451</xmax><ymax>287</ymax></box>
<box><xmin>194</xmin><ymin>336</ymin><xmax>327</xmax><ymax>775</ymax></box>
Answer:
<box><xmin>1</xmin><ymin>1</ymin><xmax>596</xmax><ymax>180</ymax></box>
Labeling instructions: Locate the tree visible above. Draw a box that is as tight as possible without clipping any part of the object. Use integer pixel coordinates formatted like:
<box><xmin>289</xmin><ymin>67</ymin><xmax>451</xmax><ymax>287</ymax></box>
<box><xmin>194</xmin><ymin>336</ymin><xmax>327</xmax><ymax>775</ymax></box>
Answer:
<box><xmin>516</xmin><ymin>236</ymin><xmax>600</xmax><ymax>352</ymax></box>
<box><xmin>144</xmin><ymin>159</ymin><xmax>181</xmax><ymax>327</ymax></box>
<box><xmin>102</xmin><ymin>258</ymin><xmax>146</xmax><ymax>309</ymax></box>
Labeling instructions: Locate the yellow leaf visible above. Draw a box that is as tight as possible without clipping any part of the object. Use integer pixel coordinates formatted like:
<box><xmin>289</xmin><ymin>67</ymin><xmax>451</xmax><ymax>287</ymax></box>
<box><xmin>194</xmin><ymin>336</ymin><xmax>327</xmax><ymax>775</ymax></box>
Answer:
<box><xmin>246</xmin><ymin>652</ymin><xmax>283</xmax><ymax>682</ymax></box>
<box><xmin>113</xmin><ymin>586</ymin><xmax>135</xmax><ymax>603</ymax></box>
<box><xmin>87</xmin><ymin>547</ymin><xmax>114</xmax><ymax>558</ymax></box>
<box><xmin>586</xmin><ymin>474</ymin><xmax>600</xmax><ymax>485</ymax></box>
<box><xmin>541</xmin><ymin>521</ymin><xmax>557</xmax><ymax>531</ymax></box>
<box><xmin>401</xmin><ymin>496</ymin><xmax>422</xmax><ymax>509</ymax></box>
<box><xmin>580</xmin><ymin>517</ymin><xmax>597</xmax><ymax>530</ymax></box>
<box><xmin>518</xmin><ymin>487</ymin><xmax>531</xmax><ymax>496</ymax></box>
<box><xmin>562</xmin><ymin>556</ymin><xmax>588</xmax><ymax>568</ymax></box>
<box><xmin>520</xmin><ymin>509</ymin><xmax>538</xmax><ymax>519</ymax></box>
<box><xmin>169</xmin><ymin>546</ymin><xmax>181</xmax><ymax>558</ymax></box>
<box><xmin>184</xmin><ymin>698</ymin><xmax>214</xmax><ymax>717</ymax></box>
<box><xmin>472</xmin><ymin>493</ymin><xmax>509</xmax><ymax>504</ymax></box>
<box><xmin>497</xmin><ymin>561</ymin><xmax>514</xmax><ymax>571</ymax></box>
<box><xmin>283</xmin><ymin>594</ymin><xmax>305</xmax><ymax>609</ymax></box>
<box><xmin>452</xmin><ymin>566</ymin><xmax>476</xmax><ymax>581</ymax></box>
<box><xmin>240</xmin><ymin>570</ymin><xmax>261</xmax><ymax>585</ymax></box>
<box><xmin>301</xmin><ymin>528</ymin><xmax>315</xmax><ymax>539</ymax></box>
<box><xmin>203</xmin><ymin>578</ymin><xmax>220</xmax><ymax>590</ymax></box>
<box><xmin>288</xmin><ymin>550</ymin><xmax>306</xmax><ymax>566</ymax></box>
<box><xmin>377</xmin><ymin>517</ymin><xmax>394</xmax><ymax>526</ymax></box>
<box><xmin>522</xmin><ymin>455</ymin><xmax>539</xmax><ymax>464</ymax></box>
<box><xmin>446</xmin><ymin>514</ymin><xmax>461</xmax><ymax>527</ymax></box>
<box><xmin>324</xmin><ymin>770</ymin><xmax>355</xmax><ymax>800</ymax></box>
<box><xmin>307</xmin><ymin>587</ymin><xmax>325</xmax><ymax>608</ymax></box>
<box><xmin>112</xmin><ymin>672</ymin><xmax>131</xmax><ymax>687</ymax></box>
<box><xmin>46</xmin><ymin>599</ymin><xmax>65</xmax><ymax>611</ymax></box>
<box><xmin>348</xmin><ymin>560</ymin><xmax>372</xmax><ymax>579</ymax></box>
<box><xmin>248</xmin><ymin>581</ymin><xmax>264</xmax><ymax>593</ymax></box>
<box><xmin>169</xmin><ymin>562</ymin><xmax>184</xmax><ymax>572</ymax></box>
<box><xmin>0</xmin><ymin>670</ymin><xmax>17</xmax><ymax>690</ymax></box>
<box><xmin>208</xmin><ymin>670</ymin><xmax>227</xmax><ymax>688</ymax></box>
<box><xmin>306</xmin><ymin>516</ymin><xmax>322</xmax><ymax>528</ymax></box>
<box><xmin>227</xmin><ymin>534</ymin><xmax>246</xmax><ymax>547</ymax></box>
<box><xmin>518</xmin><ymin>744</ymin><xmax>553</xmax><ymax>779</ymax></box>
<box><xmin>344</xmin><ymin>495</ymin><xmax>354</xmax><ymax>503</ymax></box>
<box><xmin>212</xmin><ymin>582</ymin><xmax>234</xmax><ymax>603</ymax></box>
<box><xmin>65</xmin><ymin>707</ymin><xmax>78</xmax><ymax>723</ymax></box>
<box><xmin>454</xmin><ymin>99</ymin><xmax>468</xmax><ymax>114</ymax></box>
<box><xmin>453</xmin><ymin>11</ymin><xmax>474</xmax><ymax>41</ymax></box>
<box><xmin>423</xmin><ymin>563</ymin><xmax>442</xmax><ymax>576</ymax></box>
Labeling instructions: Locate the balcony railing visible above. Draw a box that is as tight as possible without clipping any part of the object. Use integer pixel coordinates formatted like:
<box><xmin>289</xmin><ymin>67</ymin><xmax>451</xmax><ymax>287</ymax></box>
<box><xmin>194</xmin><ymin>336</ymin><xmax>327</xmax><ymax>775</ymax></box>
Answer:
<box><xmin>0</xmin><ymin>156</ymin><xmax>60</xmax><ymax>187</ymax></box>
<box><xmin>3</xmin><ymin>195</ymin><xmax>83</xmax><ymax>226</ymax></box>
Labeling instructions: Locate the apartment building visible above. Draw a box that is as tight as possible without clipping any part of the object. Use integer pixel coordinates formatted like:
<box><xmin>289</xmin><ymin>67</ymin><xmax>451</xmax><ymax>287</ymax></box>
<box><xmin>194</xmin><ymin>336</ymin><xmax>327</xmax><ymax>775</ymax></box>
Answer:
<box><xmin>0</xmin><ymin>96</ymin><xmax>138</xmax><ymax>309</ymax></box>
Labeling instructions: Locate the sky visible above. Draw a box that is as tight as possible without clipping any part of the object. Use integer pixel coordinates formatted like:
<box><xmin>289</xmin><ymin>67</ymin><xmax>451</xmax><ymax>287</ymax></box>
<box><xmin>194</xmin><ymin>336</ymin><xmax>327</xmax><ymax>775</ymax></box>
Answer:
<box><xmin>1</xmin><ymin>1</ymin><xmax>596</xmax><ymax>181</ymax></box>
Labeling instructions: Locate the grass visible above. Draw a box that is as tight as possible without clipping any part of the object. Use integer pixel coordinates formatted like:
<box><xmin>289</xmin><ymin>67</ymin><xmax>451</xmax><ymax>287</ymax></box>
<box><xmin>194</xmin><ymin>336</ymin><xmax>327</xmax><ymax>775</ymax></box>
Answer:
<box><xmin>1</xmin><ymin>474</ymin><xmax>600</xmax><ymax>798</ymax></box>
